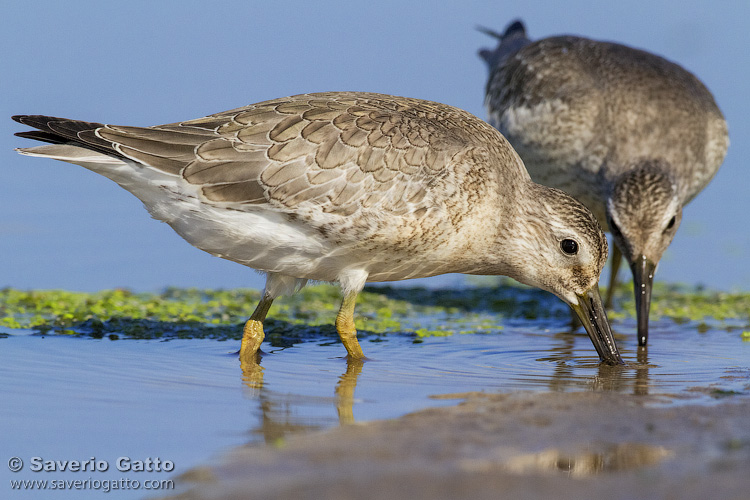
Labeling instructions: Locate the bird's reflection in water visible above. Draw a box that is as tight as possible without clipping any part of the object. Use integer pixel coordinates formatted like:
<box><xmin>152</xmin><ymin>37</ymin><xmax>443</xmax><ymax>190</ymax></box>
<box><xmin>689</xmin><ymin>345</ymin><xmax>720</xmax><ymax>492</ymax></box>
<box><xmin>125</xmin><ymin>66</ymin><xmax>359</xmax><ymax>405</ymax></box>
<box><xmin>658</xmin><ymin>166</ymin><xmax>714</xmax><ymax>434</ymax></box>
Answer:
<box><xmin>240</xmin><ymin>352</ymin><xmax>264</xmax><ymax>394</ymax></box>
<box><xmin>505</xmin><ymin>442</ymin><xmax>673</xmax><ymax>476</ymax></box>
<box><xmin>335</xmin><ymin>357</ymin><xmax>365</xmax><ymax>424</ymax></box>
<box><xmin>235</xmin><ymin>328</ymin><xmax>662</xmax><ymax>445</ymax></box>
<box><xmin>239</xmin><ymin>351</ymin><xmax>365</xmax><ymax>444</ymax></box>
<box><xmin>633</xmin><ymin>346</ymin><xmax>651</xmax><ymax>396</ymax></box>
<box><xmin>539</xmin><ymin>328</ymin><xmax>650</xmax><ymax>395</ymax></box>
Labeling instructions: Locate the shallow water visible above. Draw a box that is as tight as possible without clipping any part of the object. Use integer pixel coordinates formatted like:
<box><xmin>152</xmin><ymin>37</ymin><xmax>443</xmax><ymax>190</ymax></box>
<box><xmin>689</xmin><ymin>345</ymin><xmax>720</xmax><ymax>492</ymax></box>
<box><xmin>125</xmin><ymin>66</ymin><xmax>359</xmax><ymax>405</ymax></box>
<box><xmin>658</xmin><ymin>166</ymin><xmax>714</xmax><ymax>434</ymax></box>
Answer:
<box><xmin>1</xmin><ymin>318</ymin><xmax>748</xmax><ymax>499</ymax></box>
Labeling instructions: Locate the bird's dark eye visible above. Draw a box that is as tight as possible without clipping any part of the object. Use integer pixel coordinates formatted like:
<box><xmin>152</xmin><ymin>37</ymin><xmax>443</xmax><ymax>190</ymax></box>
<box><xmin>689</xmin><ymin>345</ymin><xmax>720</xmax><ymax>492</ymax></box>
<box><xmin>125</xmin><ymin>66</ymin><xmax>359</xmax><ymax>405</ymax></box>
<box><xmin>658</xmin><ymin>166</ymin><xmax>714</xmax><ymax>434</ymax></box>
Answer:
<box><xmin>666</xmin><ymin>216</ymin><xmax>676</xmax><ymax>230</ymax></box>
<box><xmin>560</xmin><ymin>238</ymin><xmax>579</xmax><ymax>255</ymax></box>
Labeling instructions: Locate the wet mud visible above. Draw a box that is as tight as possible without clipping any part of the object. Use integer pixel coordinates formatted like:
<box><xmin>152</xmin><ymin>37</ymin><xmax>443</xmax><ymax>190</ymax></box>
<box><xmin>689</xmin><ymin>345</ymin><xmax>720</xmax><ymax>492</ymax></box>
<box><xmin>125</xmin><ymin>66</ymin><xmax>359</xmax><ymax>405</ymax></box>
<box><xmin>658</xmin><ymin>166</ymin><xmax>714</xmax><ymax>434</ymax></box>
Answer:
<box><xmin>164</xmin><ymin>390</ymin><xmax>750</xmax><ymax>500</ymax></box>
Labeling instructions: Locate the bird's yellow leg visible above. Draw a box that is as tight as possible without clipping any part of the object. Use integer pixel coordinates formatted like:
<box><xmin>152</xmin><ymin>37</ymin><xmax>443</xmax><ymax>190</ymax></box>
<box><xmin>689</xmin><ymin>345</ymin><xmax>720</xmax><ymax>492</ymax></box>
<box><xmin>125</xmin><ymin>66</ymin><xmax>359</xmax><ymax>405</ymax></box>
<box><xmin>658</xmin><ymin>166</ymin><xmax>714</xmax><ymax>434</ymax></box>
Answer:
<box><xmin>604</xmin><ymin>244</ymin><xmax>622</xmax><ymax>310</ymax></box>
<box><xmin>240</xmin><ymin>294</ymin><xmax>274</xmax><ymax>362</ymax></box>
<box><xmin>335</xmin><ymin>291</ymin><xmax>365</xmax><ymax>359</ymax></box>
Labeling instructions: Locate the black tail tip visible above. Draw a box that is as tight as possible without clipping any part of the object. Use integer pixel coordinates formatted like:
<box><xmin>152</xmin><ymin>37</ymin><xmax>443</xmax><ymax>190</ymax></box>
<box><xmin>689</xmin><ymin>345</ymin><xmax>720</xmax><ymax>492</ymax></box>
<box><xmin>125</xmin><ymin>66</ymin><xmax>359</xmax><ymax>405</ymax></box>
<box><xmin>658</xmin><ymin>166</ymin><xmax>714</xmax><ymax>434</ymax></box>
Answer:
<box><xmin>476</xmin><ymin>19</ymin><xmax>526</xmax><ymax>41</ymax></box>
<box><xmin>504</xmin><ymin>19</ymin><xmax>526</xmax><ymax>38</ymax></box>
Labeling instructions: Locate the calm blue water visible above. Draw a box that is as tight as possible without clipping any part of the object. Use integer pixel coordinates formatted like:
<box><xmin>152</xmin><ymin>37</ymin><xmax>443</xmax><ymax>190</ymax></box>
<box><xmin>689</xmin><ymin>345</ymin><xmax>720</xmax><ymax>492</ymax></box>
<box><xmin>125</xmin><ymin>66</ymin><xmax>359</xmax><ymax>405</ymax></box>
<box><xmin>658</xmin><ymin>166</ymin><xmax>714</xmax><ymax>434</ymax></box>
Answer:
<box><xmin>2</xmin><ymin>2</ymin><xmax>749</xmax><ymax>292</ymax></box>
<box><xmin>1</xmin><ymin>319</ymin><xmax>748</xmax><ymax>499</ymax></box>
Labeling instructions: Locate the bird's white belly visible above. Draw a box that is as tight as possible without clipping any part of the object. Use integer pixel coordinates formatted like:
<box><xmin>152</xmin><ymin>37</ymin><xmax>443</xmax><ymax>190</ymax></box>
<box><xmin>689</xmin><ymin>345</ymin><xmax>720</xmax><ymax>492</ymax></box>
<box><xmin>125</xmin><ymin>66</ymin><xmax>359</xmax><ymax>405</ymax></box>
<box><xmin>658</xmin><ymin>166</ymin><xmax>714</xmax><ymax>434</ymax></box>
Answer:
<box><xmin>159</xmin><ymin>199</ymin><xmax>462</xmax><ymax>284</ymax></box>
<box><xmin>150</xmin><ymin>194</ymin><xmax>345</xmax><ymax>280</ymax></box>
<box><xmin>70</xmin><ymin>156</ymin><xmax>341</xmax><ymax>281</ymax></box>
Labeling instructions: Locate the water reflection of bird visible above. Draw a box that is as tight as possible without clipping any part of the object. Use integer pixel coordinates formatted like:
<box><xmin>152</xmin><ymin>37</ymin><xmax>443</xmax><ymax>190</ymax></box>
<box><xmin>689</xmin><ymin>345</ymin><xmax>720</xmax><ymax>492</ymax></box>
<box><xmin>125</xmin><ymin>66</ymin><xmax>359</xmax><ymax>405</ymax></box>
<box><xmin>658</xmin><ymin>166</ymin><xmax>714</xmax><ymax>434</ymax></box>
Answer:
<box><xmin>480</xmin><ymin>21</ymin><xmax>728</xmax><ymax>346</ymax></box>
<box><xmin>14</xmin><ymin>91</ymin><xmax>622</xmax><ymax>364</ymax></box>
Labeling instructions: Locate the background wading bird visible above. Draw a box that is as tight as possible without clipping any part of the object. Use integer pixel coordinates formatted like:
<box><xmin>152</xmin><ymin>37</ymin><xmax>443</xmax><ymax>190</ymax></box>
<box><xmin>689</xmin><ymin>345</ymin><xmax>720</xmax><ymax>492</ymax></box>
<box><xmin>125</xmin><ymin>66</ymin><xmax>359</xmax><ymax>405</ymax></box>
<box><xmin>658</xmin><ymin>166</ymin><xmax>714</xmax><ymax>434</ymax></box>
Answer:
<box><xmin>480</xmin><ymin>21</ymin><xmax>728</xmax><ymax>346</ymax></box>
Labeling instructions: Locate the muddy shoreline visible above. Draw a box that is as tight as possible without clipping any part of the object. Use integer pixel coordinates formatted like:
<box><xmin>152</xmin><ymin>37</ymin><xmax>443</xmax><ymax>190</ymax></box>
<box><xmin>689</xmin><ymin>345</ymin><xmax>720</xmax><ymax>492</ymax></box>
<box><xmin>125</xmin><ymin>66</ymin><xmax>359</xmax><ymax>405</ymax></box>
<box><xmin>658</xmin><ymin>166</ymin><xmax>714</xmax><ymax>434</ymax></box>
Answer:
<box><xmin>163</xmin><ymin>390</ymin><xmax>750</xmax><ymax>500</ymax></box>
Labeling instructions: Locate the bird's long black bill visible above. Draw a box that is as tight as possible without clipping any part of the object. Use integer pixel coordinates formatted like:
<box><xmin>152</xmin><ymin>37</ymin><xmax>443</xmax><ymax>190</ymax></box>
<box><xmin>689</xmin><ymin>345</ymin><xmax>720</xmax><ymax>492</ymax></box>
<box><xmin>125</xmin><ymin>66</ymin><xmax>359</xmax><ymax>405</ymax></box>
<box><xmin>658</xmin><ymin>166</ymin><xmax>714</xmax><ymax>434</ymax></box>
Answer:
<box><xmin>631</xmin><ymin>256</ymin><xmax>656</xmax><ymax>347</ymax></box>
<box><xmin>570</xmin><ymin>286</ymin><xmax>625</xmax><ymax>365</ymax></box>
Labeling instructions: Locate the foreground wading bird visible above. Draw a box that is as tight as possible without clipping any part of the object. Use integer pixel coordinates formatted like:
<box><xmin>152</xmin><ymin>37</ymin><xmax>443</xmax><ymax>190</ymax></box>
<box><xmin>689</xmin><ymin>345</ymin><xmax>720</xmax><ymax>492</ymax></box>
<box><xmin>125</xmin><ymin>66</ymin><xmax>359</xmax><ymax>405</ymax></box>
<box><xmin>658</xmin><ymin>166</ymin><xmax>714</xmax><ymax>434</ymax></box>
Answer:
<box><xmin>480</xmin><ymin>21</ymin><xmax>728</xmax><ymax>346</ymax></box>
<box><xmin>13</xmin><ymin>91</ymin><xmax>623</xmax><ymax>364</ymax></box>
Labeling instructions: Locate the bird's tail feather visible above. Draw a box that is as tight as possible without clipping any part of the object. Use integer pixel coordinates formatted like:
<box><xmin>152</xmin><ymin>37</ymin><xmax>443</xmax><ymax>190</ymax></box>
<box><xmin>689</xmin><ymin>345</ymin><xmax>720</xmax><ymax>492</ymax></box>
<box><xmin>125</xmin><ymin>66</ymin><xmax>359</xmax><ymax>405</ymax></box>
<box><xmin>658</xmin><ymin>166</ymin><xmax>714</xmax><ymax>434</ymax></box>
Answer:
<box><xmin>477</xmin><ymin>19</ymin><xmax>531</xmax><ymax>70</ymax></box>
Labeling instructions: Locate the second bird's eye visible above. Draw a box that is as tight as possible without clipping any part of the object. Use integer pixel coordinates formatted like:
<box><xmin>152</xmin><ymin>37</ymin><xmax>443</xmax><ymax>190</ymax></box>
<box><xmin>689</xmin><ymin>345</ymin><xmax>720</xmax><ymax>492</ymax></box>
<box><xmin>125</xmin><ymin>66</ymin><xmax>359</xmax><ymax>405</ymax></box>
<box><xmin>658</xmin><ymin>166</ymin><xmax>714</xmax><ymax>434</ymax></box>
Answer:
<box><xmin>560</xmin><ymin>238</ymin><xmax>579</xmax><ymax>255</ymax></box>
<box><xmin>666</xmin><ymin>216</ymin><xmax>676</xmax><ymax>230</ymax></box>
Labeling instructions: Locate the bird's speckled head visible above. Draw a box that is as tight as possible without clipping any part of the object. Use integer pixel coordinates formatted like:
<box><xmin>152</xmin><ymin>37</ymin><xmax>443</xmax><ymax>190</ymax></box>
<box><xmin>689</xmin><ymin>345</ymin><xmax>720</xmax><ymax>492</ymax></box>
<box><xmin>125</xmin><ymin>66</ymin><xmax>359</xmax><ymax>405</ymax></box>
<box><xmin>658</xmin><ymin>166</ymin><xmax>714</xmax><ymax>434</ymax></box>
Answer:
<box><xmin>506</xmin><ymin>182</ymin><xmax>609</xmax><ymax>307</ymax></box>
<box><xmin>502</xmin><ymin>182</ymin><xmax>622</xmax><ymax>364</ymax></box>
<box><xmin>606</xmin><ymin>161</ymin><xmax>682</xmax><ymax>266</ymax></box>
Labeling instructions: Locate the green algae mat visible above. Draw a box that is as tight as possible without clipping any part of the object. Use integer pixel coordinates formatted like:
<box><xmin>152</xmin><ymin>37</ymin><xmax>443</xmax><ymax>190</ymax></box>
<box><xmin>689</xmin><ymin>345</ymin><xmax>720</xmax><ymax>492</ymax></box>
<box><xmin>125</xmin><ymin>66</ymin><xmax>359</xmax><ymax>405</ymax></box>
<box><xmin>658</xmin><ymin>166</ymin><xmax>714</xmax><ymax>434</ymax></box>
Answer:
<box><xmin>1</xmin><ymin>281</ymin><xmax>749</xmax><ymax>341</ymax></box>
